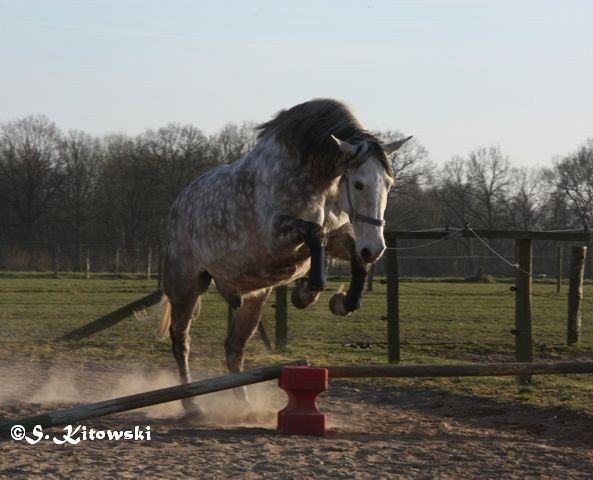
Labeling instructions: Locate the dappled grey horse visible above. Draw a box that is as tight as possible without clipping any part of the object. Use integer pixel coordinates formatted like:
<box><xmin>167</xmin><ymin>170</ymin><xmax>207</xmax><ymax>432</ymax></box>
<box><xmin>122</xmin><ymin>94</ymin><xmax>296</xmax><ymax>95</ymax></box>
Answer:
<box><xmin>156</xmin><ymin>99</ymin><xmax>411</xmax><ymax>416</ymax></box>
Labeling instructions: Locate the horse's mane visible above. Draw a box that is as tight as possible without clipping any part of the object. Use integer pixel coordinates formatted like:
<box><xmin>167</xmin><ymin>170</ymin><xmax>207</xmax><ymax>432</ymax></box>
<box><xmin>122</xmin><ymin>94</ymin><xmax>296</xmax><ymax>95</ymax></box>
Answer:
<box><xmin>256</xmin><ymin>99</ymin><xmax>393</xmax><ymax>185</ymax></box>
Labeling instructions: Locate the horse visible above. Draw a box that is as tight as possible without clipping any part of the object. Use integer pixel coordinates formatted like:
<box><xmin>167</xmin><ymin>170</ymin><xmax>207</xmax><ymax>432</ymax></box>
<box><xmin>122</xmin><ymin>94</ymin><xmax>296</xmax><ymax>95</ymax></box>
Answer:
<box><xmin>156</xmin><ymin>98</ymin><xmax>411</xmax><ymax>417</ymax></box>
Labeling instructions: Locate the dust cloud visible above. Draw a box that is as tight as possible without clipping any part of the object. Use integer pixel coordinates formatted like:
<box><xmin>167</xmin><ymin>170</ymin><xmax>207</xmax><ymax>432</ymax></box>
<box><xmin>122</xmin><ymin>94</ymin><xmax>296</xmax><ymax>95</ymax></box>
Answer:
<box><xmin>0</xmin><ymin>363</ymin><xmax>288</xmax><ymax>428</ymax></box>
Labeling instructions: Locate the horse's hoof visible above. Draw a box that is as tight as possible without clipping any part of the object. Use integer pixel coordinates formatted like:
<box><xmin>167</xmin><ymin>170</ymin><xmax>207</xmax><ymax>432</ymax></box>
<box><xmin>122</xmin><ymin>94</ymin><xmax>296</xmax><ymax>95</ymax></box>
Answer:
<box><xmin>291</xmin><ymin>284</ymin><xmax>321</xmax><ymax>309</ymax></box>
<box><xmin>291</xmin><ymin>286</ymin><xmax>308</xmax><ymax>309</ymax></box>
<box><xmin>329</xmin><ymin>292</ymin><xmax>351</xmax><ymax>317</ymax></box>
<box><xmin>180</xmin><ymin>398</ymin><xmax>208</xmax><ymax>424</ymax></box>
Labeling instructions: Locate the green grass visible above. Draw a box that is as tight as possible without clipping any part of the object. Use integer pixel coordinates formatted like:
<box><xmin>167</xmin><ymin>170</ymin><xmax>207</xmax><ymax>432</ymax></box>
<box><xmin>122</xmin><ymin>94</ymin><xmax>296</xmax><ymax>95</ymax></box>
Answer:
<box><xmin>1</xmin><ymin>273</ymin><xmax>593</xmax><ymax>412</ymax></box>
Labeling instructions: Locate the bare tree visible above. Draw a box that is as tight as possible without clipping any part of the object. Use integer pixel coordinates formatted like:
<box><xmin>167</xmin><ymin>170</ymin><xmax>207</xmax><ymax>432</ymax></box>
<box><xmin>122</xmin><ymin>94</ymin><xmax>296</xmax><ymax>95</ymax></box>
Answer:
<box><xmin>96</xmin><ymin>134</ymin><xmax>150</xmax><ymax>251</ymax></box>
<box><xmin>56</xmin><ymin>130</ymin><xmax>103</xmax><ymax>266</ymax></box>
<box><xmin>549</xmin><ymin>139</ymin><xmax>593</xmax><ymax>229</ymax></box>
<box><xmin>211</xmin><ymin>122</ymin><xmax>258</xmax><ymax>164</ymax></box>
<box><xmin>439</xmin><ymin>156</ymin><xmax>474</xmax><ymax>228</ymax></box>
<box><xmin>135</xmin><ymin>123</ymin><xmax>213</xmax><ymax>205</ymax></box>
<box><xmin>378</xmin><ymin>130</ymin><xmax>432</xmax><ymax>194</ymax></box>
<box><xmin>0</xmin><ymin>115</ymin><xmax>63</xmax><ymax>244</ymax></box>
<box><xmin>437</xmin><ymin>147</ymin><xmax>512</xmax><ymax>276</ymax></box>
<box><xmin>505</xmin><ymin>167</ymin><xmax>548</xmax><ymax>230</ymax></box>
<box><xmin>465</xmin><ymin>146</ymin><xmax>513</xmax><ymax>229</ymax></box>
<box><xmin>437</xmin><ymin>156</ymin><xmax>477</xmax><ymax>270</ymax></box>
<box><xmin>379</xmin><ymin>131</ymin><xmax>433</xmax><ymax>227</ymax></box>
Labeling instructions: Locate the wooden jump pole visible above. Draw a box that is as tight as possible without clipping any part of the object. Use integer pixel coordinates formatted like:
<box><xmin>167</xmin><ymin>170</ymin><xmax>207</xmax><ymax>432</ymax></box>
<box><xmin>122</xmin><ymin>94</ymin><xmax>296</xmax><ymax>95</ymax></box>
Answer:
<box><xmin>57</xmin><ymin>290</ymin><xmax>163</xmax><ymax>341</ymax></box>
<box><xmin>0</xmin><ymin>360</ymin><xmax>308</xmax><ymax>437</ymax></box>
<box><xmin>323</xmin><ymin>361</ymin><xmax>593</xmax><ymax>378</ymax></box>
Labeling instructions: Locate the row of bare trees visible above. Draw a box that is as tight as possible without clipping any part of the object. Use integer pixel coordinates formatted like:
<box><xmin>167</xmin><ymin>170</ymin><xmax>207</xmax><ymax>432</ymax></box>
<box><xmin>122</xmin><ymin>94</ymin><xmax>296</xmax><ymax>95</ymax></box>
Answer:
<box><xmin>0</xmin><ymin>117</ymin><xmax>255</xmax><ymax>257</ymax></box>
<box><xmin>387</xmin><ymin>141</ymin><xmax>593</xmax><ymax>233</ymax></box>
<box><xmin>0</xmin><ymin>114</ymin><xmax>591</xmax><ymax>273</ymax></box>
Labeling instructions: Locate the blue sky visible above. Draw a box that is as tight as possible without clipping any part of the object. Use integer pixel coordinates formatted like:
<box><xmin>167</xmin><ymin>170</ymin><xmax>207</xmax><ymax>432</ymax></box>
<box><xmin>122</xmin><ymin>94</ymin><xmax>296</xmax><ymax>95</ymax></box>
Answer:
<box><xmin>0</xmin><ymin>0</ymin><xmax>591</xmax><ymax>167</ymax></box>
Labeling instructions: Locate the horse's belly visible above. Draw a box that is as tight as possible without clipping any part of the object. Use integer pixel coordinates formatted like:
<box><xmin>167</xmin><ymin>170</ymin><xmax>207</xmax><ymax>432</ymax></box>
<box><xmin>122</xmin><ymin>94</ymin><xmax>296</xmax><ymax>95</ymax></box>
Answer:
<box><xmin>206</xmin><ymin>248</ymin><xmax>311</xmax><ymax>293</ymax></box>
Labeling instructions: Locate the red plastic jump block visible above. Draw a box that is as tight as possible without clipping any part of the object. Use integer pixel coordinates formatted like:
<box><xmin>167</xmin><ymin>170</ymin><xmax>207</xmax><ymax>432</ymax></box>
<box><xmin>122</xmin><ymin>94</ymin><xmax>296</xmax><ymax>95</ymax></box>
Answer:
<box><xmin>277</xmin><ymin>366</ymin><xmax>328</xmax><ymax>436</ymax></box>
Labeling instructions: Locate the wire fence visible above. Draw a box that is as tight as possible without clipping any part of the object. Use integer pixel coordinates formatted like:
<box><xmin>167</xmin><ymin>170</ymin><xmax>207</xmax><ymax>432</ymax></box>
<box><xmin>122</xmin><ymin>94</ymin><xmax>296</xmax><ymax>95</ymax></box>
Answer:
<box><xmin>0</xmin><ymin>236</ymin><xmax>589</xmax><ymax>281</ymax></box>
<box><xmin>0</xmin><ymin>243</ymin><xmax>160</xmax><ymax>277</ymax></box>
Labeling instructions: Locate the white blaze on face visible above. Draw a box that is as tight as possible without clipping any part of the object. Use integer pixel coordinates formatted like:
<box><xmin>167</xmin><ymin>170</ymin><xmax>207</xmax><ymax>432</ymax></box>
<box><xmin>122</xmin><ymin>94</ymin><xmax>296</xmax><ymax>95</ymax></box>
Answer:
<box><xmin>344</xmin><ymin>157</ymin><xmax>393</xmax><ymax>263</ymax></box>
<box><xmin>331</xmin><ymin>133</ymin><xmax>411</xmax><ymax>263</ymax></box>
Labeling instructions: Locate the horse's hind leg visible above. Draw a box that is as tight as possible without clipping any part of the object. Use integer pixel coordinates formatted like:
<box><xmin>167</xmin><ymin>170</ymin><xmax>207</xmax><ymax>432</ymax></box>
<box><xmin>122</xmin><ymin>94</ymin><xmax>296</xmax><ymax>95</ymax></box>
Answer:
<box><xmin>224</xmin><ymin>288</ymin><xmax>272</xmax><ymax>402</ymax></box>
<box><xmin>167</xmin><ymin>271</ymin><xmax>211</xmax><ymax>416</ymax></box>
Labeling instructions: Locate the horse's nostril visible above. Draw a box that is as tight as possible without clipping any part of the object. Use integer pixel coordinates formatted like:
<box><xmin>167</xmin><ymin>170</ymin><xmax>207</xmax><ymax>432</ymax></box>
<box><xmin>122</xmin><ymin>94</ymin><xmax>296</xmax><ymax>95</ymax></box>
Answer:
<box><xmin>361</xmin><ymin>248</ymin><xmax>371</xmax><ymax>260</ymax></box>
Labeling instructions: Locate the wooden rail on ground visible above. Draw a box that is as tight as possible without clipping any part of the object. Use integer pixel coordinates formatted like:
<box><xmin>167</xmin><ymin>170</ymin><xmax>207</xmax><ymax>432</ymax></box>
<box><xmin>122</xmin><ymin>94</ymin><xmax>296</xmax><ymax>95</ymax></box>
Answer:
<box><xmin>0</xmin><ymin>360</ymin><xmax>308</xmax><ymax>437</ymax></box>
<box><xmin>57</xmin><ymin>290</ymin><xmax>163</xmax><ymax>341</ymax></box>
<box><xmin>323</xmin><ymin>361</ymin><xmax>593</xmax><ymax>378</ymax></box>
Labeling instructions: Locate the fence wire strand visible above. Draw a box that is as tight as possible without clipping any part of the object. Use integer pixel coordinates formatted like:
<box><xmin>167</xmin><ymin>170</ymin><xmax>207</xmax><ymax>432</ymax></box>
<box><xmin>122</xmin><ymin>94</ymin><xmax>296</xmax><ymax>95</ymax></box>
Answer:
<box><xmin>464</xmin><ymin>225</ymin><xmax>533</xmax><ymax>277</ymax></box>
<box><xmin>386</xmin><ymin>229</ymin><xmax>463</xmax><ymax>251</ymax></box>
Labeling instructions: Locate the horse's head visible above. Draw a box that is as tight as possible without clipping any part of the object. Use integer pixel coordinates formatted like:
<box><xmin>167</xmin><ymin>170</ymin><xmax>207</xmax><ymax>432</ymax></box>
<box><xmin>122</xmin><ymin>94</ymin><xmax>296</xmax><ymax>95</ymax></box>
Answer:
<box><xmin>332</xmin><ymin>135</ymin><xmax>412</xmax><ymax>264</ymax></box>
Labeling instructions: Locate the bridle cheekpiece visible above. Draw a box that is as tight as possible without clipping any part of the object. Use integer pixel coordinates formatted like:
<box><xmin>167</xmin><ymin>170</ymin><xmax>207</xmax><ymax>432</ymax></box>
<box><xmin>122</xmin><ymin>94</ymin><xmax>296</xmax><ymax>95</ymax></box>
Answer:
<box><xmin>341</xmin><ymin>143</ymin><xmax>386</xmax><ymax>228</ymax></box>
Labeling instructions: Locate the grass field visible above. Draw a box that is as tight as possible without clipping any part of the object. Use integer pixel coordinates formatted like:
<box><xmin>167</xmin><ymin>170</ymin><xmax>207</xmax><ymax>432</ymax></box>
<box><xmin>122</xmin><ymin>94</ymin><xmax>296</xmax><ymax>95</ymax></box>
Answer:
<box><xmin>2</xmin><ymin>272</ymin><xmax>593</xmax><ymax>412</ymax></box>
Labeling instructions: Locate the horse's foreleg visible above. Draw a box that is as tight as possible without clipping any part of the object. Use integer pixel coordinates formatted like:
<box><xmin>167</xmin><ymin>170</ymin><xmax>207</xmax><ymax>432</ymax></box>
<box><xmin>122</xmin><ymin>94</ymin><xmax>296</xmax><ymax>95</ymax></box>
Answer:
<box><xmin>326</xmin><ymin>224</ymin><xmax>369</xmax><ymax>316</ymax></box>
<box><xmin>273</xmin><ymin>215</ymin><xmax>326</xmax><ymax>291</ymax></box>
<box><xmin>224</xmin><ymin>288</ymin><xmax>272</xmax><ymax>402</ymax></box>
<box><xmin>329</xmin><ymin>251</ymin><xmax>368</xmax><ymax>316</ymax></box>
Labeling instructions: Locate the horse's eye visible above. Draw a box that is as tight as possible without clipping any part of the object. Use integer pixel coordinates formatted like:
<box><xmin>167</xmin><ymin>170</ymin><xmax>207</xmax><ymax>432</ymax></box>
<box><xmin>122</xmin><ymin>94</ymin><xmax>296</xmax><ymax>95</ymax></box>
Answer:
<box><xmin>353</xmin><ymin>181</ymin><xmax>364</xmax><ymax>190</ymax></box>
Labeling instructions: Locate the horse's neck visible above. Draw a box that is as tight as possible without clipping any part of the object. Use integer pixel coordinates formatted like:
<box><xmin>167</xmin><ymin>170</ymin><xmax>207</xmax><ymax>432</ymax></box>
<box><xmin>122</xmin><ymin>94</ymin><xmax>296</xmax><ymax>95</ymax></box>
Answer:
<box><xmin>236</xmin><ymin>138</ymin><xmax>343</xmax><ymax>224</ymax></box>
<box><xmin>247</xmin><ymin>137</ymin><xmax>337</xmax><ymax>194</ymax></box>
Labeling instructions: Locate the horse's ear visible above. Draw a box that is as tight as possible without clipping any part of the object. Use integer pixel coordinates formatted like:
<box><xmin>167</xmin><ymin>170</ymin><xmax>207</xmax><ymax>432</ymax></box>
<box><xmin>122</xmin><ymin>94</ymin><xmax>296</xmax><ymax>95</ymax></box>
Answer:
<box><xmin>382</xmin><ymin>135</ymin><xmax>413</xmax><ymax>155</ymax></box>
<box><xmin>331</xmin><ymin>135</ymin><xmax>358</xmax><ymax>157</ymax></box>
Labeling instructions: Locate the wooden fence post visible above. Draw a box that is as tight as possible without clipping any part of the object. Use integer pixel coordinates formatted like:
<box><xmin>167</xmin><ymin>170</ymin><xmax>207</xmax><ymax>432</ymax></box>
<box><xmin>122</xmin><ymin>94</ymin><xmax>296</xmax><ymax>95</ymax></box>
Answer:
<box><xmin>275</xmin><ymin>285</ymin><xmax>288</xmax><ymax>350</ymax></box>
<box><xmin>515</xmin><ymin>238</ymin><xmax>533</xmax><ymax>384</ymax></box>
<box><xmin>557</xmin><ymin>246</ymin><xmax>563</xmax><ymax>293</ymax></box>
<box><xmin>53</xmin><ymin>244</ymin><xmax>60</xmax><ymax>278</ymax></box>
<box><xmin>114</xmin><ymin>248</ymin><xmax>120</xmax><ymax>280</ymax></box>
<box><xmin>157</xmin><ymin>241</ymin><xmax>164</xmax><ymax>290</ymax></box>
<box><xmin>366</xmin><ymin>264</ymin><xmax>375</xmax><ymax>292</ymax></box>
<box><xmin>386</xmin><ymin>241</ymin><xmax>400</xmax><ymax>364</ymax></box>
<box><xmin>85</xmin><ymin>249</ymin><xmax>91</xmax><ymax>280</ymax></box>
<box><xmin>567</xmin><ymin>246</ymin><xmax>587</xmax><ymax>345</ymax></box>
<box><xmin>147</xmin><ymin>247</ymin><xmax>152</xmax><ymax>280</ymax></box>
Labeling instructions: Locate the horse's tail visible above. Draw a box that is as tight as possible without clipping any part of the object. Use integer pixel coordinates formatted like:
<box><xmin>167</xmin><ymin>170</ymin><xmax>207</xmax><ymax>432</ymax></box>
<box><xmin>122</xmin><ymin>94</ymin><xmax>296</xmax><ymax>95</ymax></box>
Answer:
<box><xmin>155</xmin><ymin>294</ymin><xmax>172</xmax><ymax>339</ymax></box>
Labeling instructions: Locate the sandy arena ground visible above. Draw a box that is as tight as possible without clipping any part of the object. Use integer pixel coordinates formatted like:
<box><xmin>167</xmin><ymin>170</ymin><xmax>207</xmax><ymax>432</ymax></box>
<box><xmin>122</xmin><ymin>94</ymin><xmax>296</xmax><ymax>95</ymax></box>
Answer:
<box><xmin>1</xmin><ymin>362</ymin><xmax>593</xmax><ymax>479</ymax></box>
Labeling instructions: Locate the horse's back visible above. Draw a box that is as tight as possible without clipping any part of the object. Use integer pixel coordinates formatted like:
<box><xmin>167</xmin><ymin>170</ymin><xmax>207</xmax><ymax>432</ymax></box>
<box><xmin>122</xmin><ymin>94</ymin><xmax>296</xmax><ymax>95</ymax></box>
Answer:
<box><xmin>165</xmin><ymin>139</ymin><xmax>331</xmax><ymax>293</ymax></box>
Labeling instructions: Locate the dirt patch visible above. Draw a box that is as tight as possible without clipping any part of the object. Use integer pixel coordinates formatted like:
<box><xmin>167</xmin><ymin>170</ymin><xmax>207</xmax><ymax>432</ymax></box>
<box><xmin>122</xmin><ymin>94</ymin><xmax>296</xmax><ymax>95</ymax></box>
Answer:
<box><xmin>1</xmin><ymin>361</ymin><xmax>593</xmax><ymax>479</ymax></box>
